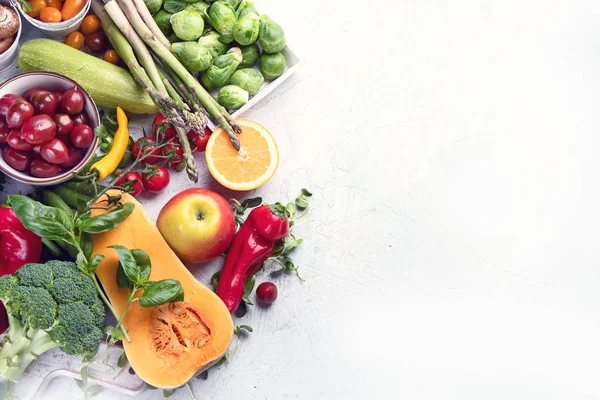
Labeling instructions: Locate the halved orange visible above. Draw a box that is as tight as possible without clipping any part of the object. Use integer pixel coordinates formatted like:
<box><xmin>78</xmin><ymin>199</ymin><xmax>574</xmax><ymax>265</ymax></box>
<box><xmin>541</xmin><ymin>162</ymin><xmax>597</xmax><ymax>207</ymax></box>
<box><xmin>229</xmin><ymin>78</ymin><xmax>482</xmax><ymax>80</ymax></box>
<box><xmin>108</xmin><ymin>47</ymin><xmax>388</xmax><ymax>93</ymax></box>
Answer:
<box><xmin>205</xmin><ymin>119</ymin><xmax>279</xmax><ymax>191</ymax></box>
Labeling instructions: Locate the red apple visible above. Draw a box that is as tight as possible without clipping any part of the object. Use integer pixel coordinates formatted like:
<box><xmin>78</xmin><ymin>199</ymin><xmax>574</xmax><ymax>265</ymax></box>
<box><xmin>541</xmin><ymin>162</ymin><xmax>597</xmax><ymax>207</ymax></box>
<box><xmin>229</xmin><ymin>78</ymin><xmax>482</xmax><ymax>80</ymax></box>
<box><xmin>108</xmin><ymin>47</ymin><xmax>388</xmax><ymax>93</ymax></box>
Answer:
<box><xmin>157</xmin><ymin>188</ymin><xmax>235</xmax><ymax>263</ymax></box>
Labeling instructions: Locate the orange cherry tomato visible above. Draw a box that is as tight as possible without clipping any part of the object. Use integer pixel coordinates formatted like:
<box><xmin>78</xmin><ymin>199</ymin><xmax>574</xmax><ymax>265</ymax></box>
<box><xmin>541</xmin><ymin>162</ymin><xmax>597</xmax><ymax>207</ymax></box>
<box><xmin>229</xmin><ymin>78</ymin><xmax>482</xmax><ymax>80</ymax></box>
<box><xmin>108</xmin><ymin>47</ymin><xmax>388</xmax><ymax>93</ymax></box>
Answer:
<box><xmin>102</xmin><ymin>50</ymin><xmax>120</xmax><ymax>65</ymax></box>
<box><xmin>39</xmin><ymin>6</ymin><xmax>62</xmax><ymax>22</ymax></box>
<box><xmin>26</xmin><ymin>0</ymin><xmax>46</xmax><ymax>18</ymax></box>
<box><xmin>61</xmin><ymin>0</ymin><xmax>85</xmax><ymax>20</ymax></box>
<box><xmin>65</xmin><ymin>31</ymin><xmax>84</xmax><ymax>50</ymax></box>
<box><xmin>45</xmin><ymin>0</ymin><xmax>61</xmax><ymax>10</ymax></box>
<box><xmin>80</xmin><ymin>15</ymin><xmax>100</xmax><ymax>35</ymax></box>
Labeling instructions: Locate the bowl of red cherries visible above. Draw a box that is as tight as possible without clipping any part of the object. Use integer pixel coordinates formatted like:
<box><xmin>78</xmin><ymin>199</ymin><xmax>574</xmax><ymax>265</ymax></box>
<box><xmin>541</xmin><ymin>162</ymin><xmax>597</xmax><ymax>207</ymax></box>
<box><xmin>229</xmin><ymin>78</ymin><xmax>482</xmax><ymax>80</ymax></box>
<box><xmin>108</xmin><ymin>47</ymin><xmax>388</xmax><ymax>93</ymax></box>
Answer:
<box><xmin>0</xmin><ymin>71</ymin><xmax>99</xmax><ymax>185</ymax></box>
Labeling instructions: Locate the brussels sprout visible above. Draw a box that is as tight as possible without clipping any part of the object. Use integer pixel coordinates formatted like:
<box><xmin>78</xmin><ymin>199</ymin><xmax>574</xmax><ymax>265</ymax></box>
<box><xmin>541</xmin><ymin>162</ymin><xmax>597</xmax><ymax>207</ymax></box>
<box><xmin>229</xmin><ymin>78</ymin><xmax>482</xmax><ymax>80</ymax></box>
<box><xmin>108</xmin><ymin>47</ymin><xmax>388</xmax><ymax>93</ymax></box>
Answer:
<box><xmin>230</xmin><ymin>68</ymin><xmax>264</xmax><ymax>95</ymax></box>
<box><xmin>235</xmin><ymin>0</ymin><xmax>256</xmax><ymax>18</ymax></box>
<box><xmin>198</xmin><ymin>30</ymin><xmax>229</xmax><ymax>58</ymax></box>
<box><xmin>259</xmin><ymin>52</ymin><xmax>286</xmax><ymax>80</ymax></box>
<box><xmin>218</xmin><ymin>85</ymin><xmax>248</xmax><ymax>109</ymax></box>
<box><xmin>232</xmin><ymin>12</ymin><xmax>259</xmax><ymax>46</ymax></box>
<box><xmin>164</xmin><ymin>0</ymin><xmax>188</xmax><ymax>13</ymax></box>
<box><xmin>200</xmin><ymin>47</ymin><xmax>243</xmax><ymax>90</ymax></box>
<box><xmin>153</xmin><ymin>9</ymin><xmax>173</xmax><ymax>36</ymax></box>
<box><xmin>170</xmin><ymin>9</ymin><xmax>205</xmax><ymax>41</ymax></box>
<box><xmin>144</xmin><ymin>0</ymin><xmax>163</xmax><ymax>14</ymax></box>
<box><xmin>186</xmin><ymin>1</ymin><xmax>211</xmax><ymax>25</ymax></box>
<box><xmin>170</xmin><ymin>32</ymin><xmax>182</xmax><ymax>43</ymax></box>
<box><xmin>239</xmin><ymin>43</ymin><xmax>260</xmax><ymax>67</ymax></box>
<box><xmin>258</xmin><ymin>15</ymin><xmax>285</xmax><ymax>53</ymax></box>
<box><xmin>220</xmin><ymin>0</ymin><xmax>240</xmax><ymax>7</ymax></box>
<box><xmin>208</xmin><ymin>1</ymin><xmax>237</xmax><ymax>43</ymax></box>
<box><xmin>171</xmin><ymin>42</ymin><xmax>214</xmax><ymax>72</ymax></box>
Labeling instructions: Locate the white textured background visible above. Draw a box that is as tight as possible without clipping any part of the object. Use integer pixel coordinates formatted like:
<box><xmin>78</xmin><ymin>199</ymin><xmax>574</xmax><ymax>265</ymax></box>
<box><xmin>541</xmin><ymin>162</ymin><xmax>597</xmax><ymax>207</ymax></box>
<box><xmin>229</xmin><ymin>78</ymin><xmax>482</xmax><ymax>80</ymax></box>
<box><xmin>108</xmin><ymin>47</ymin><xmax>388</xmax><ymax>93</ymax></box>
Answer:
<box><xmin>3</xmin><ymin>0</ymin><xmax>600</xmax><ymax>398</ymax></box>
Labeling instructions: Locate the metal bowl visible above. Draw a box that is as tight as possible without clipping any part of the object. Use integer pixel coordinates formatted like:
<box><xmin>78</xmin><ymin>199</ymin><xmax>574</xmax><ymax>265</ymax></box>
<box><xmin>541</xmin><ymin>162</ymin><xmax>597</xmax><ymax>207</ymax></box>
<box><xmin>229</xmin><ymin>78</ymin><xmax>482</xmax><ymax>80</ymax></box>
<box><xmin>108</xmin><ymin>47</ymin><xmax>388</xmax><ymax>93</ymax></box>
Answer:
<box><xmin>11</xmin><ymin>0</ymin><xmax>90</xmax><ymax>38</ymax></box>
<box><xmin>0</xmin><ymin>71</ymin><xmax>99</xmax><ymax>186</ymax></box>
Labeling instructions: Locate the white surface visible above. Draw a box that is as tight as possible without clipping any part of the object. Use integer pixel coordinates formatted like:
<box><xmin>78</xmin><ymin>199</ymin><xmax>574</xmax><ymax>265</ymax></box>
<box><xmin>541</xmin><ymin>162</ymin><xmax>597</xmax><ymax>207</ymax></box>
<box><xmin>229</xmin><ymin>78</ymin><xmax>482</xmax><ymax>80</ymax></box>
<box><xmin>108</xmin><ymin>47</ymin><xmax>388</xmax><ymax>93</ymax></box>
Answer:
<box><xmin>3</xmin><ymin>0</ymin><xmax>600</xmax><ymax>398</ymax></box>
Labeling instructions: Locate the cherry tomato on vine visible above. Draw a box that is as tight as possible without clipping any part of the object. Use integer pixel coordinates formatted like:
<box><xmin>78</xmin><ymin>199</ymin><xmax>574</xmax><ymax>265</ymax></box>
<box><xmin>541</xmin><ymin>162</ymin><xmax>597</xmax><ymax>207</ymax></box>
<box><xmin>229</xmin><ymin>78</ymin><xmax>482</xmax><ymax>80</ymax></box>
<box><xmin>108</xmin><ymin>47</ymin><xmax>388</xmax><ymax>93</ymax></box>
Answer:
<box><xmin>152</xmin><ymin>114</ymin><xmax>176</xmax><ymax>140</ymax></box>
<box><xmin>142</xmin><ymin>167</ymin><xmax>170</xmax><ymax>193</ymax></box>
<box><xmin>187</xmin><ymin>127</ymin><xmax>211</xmax><ymax>152</ymax></box>
<box><xmin>132</xmin><ymin>137</ymin><xmax>160</xmax><ymax>164</ymax></box>
<box><xmin>116</xmin><ymin>172</ymin><xmax>144</xmax><ymax>197</ymax></box>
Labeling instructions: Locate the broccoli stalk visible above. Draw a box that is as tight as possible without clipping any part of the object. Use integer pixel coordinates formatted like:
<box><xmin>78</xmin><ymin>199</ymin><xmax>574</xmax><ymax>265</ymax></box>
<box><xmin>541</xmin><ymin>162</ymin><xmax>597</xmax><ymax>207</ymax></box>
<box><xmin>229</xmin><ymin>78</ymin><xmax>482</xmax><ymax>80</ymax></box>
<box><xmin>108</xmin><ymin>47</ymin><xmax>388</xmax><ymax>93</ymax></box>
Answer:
<box><xmin>0</xmin><ymin>261</ymin><xmax>106</xmax><ymax>383</ymax></box>
<box><xmin>0</xmin><ymin>315</ymin><xmax>58</xmax><ymax>382</ymax></box>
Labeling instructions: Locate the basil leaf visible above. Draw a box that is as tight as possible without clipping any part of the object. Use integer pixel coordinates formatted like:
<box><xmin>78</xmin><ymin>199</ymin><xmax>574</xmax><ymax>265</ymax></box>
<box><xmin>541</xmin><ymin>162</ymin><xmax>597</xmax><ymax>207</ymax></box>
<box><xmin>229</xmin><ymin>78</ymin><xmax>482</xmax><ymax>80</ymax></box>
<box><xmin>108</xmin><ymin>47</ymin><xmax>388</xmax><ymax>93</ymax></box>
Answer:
<box><xmin>109</xmin><ymin>245</ymin><xmax>139</xmax><ymax>285</ymax></box>
<box><xmin>130</xmin><ymin>249</ymin><xmax>151</xmax><ymax>269</ymax></box>
<box><xmin>88</xmin><ymin>255</ymin><xmax>105</xmax><ymax>273</ymax></box>
<box><xmin>101</xmin><ymin>110</ymin><xmax>119</xmax><ymax>134</ymax></box>
<box><xmin>211</xmin><ymin>271</ymin><xmax>220</xmax><ymax>291</ymax></box>
<box><xmin>234</xmin><ymin>301</ymin><xmax>247</xmax><ymax>318</ymax></box>
<box><xmin>117</xmin><ymin>352</ymin><xmax>127</xmax><ymax>368</ymax></box>
<box><xmin>8</xmin><ymin>195</ymin><xmax>74</xmax><ymax>241</ymax></box>
<box><xmin>163</xmin><ymin>389</ymin><xmax>174</xmax><ymax>398</ymax></box>
<box><xmin>243</xmin><ymin>275</ymin><xmax>255</xmax><ymax>298</ymax></box>
<box><xmin>139</xmin><ymin>279</ymin><xmax>183</xmax><ymax>307</ymax></box>
<box><xmin>80</xmin><ymin>232</ymin><xmax>94</xmax><ymax>261</ymax></box>
<box><xmin>75</xmin><ymin>211</ymin><xmax>91</xmax><ymax>229</ymax></box>
<box><xmin>19</xmin><ymin>0</ymin><xmax>33</xmax><ymax>12</ymax></box>
<box><xmin>116</xmin><ymin>263</ymin><xmax>133</xmax><ymax>289</ymax></box>
<box><xmin>241</xmin><ymin>197</ymin><xmax>262</xmax><ymax>209</ymax></box>
<box><xmin>197</xmin><ymin>371</ymin><xmax>208</xmax><ymax>380</ymax></box>
<box><xmin>79</xmin><ymin>203</ymin><xmax>134</xmax><ymax>233</ymax></box>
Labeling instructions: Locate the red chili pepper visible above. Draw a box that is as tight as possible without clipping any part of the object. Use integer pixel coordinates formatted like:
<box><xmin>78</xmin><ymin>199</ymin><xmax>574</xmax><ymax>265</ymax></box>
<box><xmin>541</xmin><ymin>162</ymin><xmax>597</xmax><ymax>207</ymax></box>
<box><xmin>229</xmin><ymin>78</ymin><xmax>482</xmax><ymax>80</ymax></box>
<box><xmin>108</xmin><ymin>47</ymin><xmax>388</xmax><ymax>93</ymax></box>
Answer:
<box><xmin>0</xmin><ymin>206</ymin><xmax>43</xmax><ymax>331</ymax></box>
<box><xmin>216</xmin><ymin>205</ymin><xmax>289</xmax><ymax>312</ymax></box>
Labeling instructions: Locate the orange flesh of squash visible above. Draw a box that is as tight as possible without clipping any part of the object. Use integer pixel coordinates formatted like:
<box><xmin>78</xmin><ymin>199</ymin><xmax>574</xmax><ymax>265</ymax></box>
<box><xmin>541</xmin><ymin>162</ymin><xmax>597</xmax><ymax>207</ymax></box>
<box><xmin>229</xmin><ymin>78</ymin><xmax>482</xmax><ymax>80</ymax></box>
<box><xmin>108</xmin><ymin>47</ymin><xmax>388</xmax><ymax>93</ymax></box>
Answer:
<box><xmin>90</xmin><ymin>192</ymin><xmax>233</xmax><ymax>389</ymax></box>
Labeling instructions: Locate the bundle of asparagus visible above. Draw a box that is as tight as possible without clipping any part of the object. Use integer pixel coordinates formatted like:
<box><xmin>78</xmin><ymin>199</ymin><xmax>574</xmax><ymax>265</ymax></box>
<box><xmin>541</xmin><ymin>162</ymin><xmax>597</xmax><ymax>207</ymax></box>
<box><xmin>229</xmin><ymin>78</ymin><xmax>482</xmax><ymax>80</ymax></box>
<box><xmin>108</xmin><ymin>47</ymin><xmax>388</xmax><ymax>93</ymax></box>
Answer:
<box><xmin>91</xmin><ymin>0</ymin><xmax>243</xmax><ymax>182</ymax></box>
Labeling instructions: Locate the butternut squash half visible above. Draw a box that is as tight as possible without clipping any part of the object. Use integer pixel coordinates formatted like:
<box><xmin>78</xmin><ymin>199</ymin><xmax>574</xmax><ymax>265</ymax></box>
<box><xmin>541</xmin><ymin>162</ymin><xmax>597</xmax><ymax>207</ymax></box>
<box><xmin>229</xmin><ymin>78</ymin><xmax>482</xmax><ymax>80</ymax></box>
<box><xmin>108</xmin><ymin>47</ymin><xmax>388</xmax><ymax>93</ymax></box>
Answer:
<box><xmin>90</xmin><ymin>192</ymin><xmax>233</xmax><ymax>389</ymax></box>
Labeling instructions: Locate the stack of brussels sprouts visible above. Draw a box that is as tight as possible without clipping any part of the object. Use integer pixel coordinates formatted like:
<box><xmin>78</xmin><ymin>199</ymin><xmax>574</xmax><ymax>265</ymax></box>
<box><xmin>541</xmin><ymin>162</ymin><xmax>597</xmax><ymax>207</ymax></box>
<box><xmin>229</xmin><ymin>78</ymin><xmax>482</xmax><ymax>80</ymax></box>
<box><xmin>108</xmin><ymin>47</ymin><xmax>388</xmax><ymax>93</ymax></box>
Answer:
<box><xmin>149</xmin><ymin>0</ymin><xmax>287</xmax><ymax>111</ymax></box>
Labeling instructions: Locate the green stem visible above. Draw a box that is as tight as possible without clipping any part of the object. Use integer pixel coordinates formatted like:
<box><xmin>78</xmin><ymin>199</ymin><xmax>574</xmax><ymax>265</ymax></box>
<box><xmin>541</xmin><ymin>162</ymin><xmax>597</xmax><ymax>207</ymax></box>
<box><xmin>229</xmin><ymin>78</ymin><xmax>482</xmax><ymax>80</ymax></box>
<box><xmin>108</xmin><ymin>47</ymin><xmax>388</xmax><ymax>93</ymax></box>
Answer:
<box><xmin>113</xmin><ymin>0</ymin><xmax>241</xmax><ymax>151</ymax></box>
<box><xmin>114</xmin><ymin>289</ymin><xmax>136</xmax><ymax>332</ymax></box>
<box><xmin>71</xmin><ymin>238</ymin><xmax>132</xmax><ymax>342</ymax></box>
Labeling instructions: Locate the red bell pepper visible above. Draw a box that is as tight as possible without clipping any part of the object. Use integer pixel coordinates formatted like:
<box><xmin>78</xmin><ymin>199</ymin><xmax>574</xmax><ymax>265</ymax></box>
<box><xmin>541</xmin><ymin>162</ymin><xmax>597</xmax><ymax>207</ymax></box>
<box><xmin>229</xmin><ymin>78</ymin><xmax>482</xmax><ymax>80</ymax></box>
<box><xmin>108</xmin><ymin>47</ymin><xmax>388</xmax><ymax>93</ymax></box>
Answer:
<box><xmin>0</xmin><ymin>206</ymin><xmax>43</xmax><ymax>331</ymax></box>
<box><xmin>216</xmin><ymin>205</ymin><xmax>289</xmax><ymax>312</ymax></box>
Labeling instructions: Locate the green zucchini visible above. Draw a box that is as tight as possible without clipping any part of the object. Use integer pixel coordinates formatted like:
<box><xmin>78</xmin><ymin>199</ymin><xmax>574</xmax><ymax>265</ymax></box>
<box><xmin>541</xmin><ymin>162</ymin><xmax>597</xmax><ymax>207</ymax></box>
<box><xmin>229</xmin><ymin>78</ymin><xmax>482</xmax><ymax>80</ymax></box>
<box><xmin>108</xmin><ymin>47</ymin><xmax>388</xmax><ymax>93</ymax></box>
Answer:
<box><xmin>18</xmin><ymin>39</ymin><xmax>158</xmax><ymax>114</ymax></box>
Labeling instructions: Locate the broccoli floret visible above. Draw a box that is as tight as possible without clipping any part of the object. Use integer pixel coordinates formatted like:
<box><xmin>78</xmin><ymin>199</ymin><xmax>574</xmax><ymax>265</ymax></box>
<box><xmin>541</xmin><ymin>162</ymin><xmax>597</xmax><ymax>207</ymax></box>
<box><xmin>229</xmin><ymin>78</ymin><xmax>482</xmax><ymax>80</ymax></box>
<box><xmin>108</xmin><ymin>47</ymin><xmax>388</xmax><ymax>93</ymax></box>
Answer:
<box><xmin>0</xmin><ymin>275</ymin><xmax>18</xmax><ymax>300</ymax></box>
<box><xmin>14</xmin><ymin>263</ymin><xmax>53</xmax><ymax>289</ymax></box>
<box><xmin>0</xmin><ymin>261</ymin><xmax>106</xmax><ymax>383</ymax></box>
<box><xmin>10</xmin><ymin>286</ymin><xmax>56</xmax><ymax>330</ymax></box>
<box><xmin>50</xmin><ymin>274</ymin><xmax>97</xmax><ymax>306</ymax></box>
